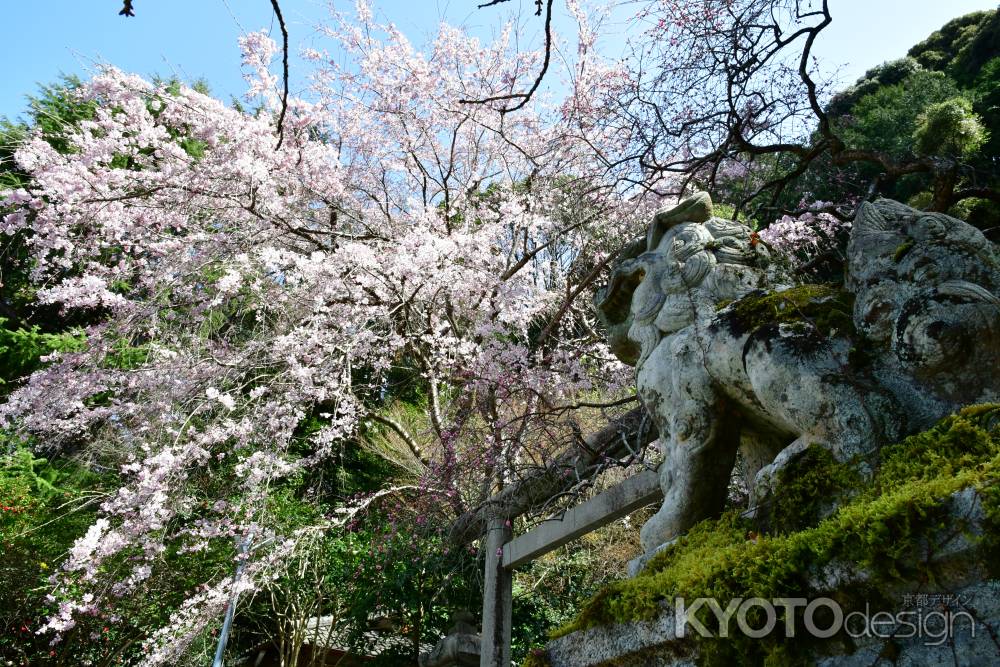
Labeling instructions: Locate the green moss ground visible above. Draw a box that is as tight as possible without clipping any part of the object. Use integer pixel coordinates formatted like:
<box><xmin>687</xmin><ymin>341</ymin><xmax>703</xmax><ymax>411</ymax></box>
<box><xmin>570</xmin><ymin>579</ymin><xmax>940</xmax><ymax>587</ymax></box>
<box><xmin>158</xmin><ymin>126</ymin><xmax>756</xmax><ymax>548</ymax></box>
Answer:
<box><xmin>545</xmin><ymin>405</ymin><xmax>1000</xmax><ymax>666</ymax></box>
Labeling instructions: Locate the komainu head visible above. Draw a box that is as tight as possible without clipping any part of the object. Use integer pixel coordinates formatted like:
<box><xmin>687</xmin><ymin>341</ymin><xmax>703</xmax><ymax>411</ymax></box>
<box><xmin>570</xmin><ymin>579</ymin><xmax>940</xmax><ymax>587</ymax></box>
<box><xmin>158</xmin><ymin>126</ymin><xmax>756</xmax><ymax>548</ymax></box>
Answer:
<box><xmin>595</xmin><ymin>193</ymin><xmax>775</xmax><ymax>365</ymax></box>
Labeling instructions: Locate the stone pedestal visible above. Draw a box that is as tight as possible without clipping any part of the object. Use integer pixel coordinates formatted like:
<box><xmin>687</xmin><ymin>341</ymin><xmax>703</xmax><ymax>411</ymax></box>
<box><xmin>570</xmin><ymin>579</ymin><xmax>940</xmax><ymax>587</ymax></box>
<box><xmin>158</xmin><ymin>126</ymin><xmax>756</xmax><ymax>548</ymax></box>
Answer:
<box><xmin>541</xmin><ymin>487</ymin><xmax>1000</xmax><ymax>666</ymax></box>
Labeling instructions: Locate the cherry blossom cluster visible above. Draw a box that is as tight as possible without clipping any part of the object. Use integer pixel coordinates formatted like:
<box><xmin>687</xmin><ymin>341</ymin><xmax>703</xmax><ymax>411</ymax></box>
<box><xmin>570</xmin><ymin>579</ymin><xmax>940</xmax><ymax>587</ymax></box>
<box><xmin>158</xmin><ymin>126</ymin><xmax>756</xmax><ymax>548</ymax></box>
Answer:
<box><xmin>759</xmin><ymin>208</ymin><xmax>850</xmax><ymax>265</ymax></box>
<box><xmin>0</xmin><ymin>3</ymin><xmax>646</xmax><ymax>660</ymax></box>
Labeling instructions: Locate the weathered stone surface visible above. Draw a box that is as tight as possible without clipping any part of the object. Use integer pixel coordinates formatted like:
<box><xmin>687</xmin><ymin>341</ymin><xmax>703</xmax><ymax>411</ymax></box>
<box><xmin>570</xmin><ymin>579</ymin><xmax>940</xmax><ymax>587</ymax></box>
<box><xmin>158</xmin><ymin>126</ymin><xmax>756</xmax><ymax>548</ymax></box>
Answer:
<box><xmin>847</xmin><ymin>200</ymin><xmax>1000</xmax><ymax>422</ymax></box>
<box><xmin>595</xmin><ymin>196</ymin><xmax>1000</xmax><ymax>562</ymax></box>
<box><xmin>813</xmin><ymin>578</ymin><xmax>1000</xmax><ymax>667</ymax></box>
<box><xmin>545</xmin><ymin>604</ymin><xmax>695</xmax><ymax>667</ymax></box>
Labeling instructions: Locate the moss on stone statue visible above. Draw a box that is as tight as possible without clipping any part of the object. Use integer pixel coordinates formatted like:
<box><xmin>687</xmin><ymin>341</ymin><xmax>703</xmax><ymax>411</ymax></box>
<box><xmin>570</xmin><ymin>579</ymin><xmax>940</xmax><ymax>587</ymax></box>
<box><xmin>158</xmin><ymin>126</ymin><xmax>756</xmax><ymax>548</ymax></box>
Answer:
<box><xmin>550</xmin><ymin>404</ymin><xmax>1000</xmax><ymax>666</ymax></box>
<box><xmin>720</xmin><ymin>284</ymin><xmax>857</xmax><ymax>339</ymax></box>
<box><xmin>893</xmin><ymin>239</ymin><xmax>916</xmax><ymax>263</ymax></box>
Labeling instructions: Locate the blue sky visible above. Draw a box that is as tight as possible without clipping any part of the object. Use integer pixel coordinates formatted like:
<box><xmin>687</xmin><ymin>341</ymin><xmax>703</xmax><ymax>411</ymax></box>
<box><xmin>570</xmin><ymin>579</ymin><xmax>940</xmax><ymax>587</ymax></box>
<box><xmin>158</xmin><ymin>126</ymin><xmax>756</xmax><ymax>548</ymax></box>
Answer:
<box><xmin>2</xmin><ymin>0</ymin><xmax>997</xmax><ymax>120</ymax></box>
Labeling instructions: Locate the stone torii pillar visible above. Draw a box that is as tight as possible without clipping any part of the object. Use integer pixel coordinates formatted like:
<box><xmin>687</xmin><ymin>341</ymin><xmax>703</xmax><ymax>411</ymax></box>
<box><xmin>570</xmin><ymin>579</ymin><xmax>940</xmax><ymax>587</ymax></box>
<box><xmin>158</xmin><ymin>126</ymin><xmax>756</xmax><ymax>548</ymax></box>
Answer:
<box><xmin>479</xmin><ymin>512</ymin><xmax>512</xmax><ymax>667</ymax></box>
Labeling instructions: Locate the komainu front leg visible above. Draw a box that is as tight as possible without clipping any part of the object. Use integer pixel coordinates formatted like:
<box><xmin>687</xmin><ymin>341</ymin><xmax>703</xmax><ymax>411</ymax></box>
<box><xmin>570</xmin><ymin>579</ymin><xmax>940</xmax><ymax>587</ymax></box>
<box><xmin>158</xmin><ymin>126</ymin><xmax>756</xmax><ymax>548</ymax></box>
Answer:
<box><xmin>635</xmin><ymin>335</ymin><xmax>741</xmax><ymax>557</ymax></box>
<box><xmin>638</xmin><ymin>401</ymin><xmax>740</xmax><ymax>555</ymax></box>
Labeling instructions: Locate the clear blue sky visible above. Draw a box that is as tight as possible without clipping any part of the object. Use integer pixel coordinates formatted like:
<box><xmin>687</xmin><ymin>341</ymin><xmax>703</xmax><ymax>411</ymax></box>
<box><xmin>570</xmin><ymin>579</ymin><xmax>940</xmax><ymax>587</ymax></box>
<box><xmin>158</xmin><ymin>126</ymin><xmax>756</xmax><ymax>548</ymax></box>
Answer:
<box><xmin>2</xmin><ymin>0</ymin><xmax>997</xmax><ymax>121</ymax></box>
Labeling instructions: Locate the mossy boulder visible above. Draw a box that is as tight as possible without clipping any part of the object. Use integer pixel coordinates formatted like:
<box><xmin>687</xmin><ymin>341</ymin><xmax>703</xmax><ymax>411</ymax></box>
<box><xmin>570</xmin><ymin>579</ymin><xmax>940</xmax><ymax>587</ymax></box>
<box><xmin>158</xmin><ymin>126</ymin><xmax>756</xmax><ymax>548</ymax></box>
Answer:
<box><xmin>534</xmin><ymin>405</ymin><xmax>1000</xmax><ymax>667</ymax></box>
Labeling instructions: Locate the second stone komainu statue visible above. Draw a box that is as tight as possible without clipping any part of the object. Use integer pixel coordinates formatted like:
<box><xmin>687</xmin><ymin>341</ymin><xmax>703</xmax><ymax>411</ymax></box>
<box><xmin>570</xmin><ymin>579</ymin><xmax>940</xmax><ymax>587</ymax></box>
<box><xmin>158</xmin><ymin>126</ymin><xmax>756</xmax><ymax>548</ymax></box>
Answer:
<box><xmin>596</xmin><ymin>194</ymin><xmax>1000</xmax><ymax>570</ymax></box>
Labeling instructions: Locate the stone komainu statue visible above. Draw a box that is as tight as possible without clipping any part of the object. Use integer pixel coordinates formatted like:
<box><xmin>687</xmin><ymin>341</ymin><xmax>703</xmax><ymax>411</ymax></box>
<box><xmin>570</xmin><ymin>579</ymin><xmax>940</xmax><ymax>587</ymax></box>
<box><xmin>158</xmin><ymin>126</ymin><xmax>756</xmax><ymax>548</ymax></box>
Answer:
<box><xmin>596</xmin><ymin>194</ymin><xmax>1000</xmax><ymax>563</ymax></box>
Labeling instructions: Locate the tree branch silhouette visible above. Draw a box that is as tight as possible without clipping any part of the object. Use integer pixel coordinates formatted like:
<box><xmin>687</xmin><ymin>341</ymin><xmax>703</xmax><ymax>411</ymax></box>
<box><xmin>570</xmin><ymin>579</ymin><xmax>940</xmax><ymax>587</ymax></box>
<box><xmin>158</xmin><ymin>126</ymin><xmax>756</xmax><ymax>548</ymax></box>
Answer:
<box><xmin>461</xmin><ymin>0</ymin><xmax>553</xmax><ymax>114</ymax></box>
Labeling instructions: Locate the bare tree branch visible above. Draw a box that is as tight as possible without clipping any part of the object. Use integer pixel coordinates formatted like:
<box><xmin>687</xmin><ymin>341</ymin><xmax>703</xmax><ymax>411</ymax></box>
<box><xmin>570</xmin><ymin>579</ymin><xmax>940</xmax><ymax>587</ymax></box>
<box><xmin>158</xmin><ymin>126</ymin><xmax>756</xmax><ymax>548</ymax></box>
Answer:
<box><xmin>365</xmin><ymin>412</ymin><xmax>431</xmax><ymax>467</ymax></box>
<box><xmin>269</xmin><ymin>0</ymin><xmax>291</xmax><ymax>150</ymax></box>
<box><xmin>461</xmin><ymin>0</ymin><xmax>554</xmax><ymax>114</ymax></box>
